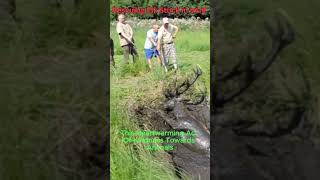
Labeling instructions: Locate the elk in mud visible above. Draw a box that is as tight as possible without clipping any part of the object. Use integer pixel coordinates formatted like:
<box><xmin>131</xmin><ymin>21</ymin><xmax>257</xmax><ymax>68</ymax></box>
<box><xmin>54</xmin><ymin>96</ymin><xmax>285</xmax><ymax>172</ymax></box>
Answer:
<box><xmin>163</xmin><ymin>66</ymin><xmax>210</xmax><ymax>156</ymax></box>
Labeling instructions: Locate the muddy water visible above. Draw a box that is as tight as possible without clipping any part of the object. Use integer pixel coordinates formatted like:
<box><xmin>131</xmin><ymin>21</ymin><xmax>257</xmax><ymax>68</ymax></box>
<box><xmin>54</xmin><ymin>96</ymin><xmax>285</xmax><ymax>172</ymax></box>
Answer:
<box><xmin>145</xmin><ymin>96</ymin><xmax>320</xmax><ymax>180</ymax></box>
<box><xmin>134</xmin><ymin>96</ymin><xmax>211</xmax><ymax>179</ymax></box>
<box><xmin>161</xmin><ymin>99</ymin><xmax>211</xmax><ymax>180</ymax></box>
<box><xmin>212</xmin><ymin>108</ymin><xmax>320</xmax><ymax>180</ymax></box>
<box><xmin>144</xmin><ymin>98</ymin><xmax>210</xmax><ymax>180</ymax></box>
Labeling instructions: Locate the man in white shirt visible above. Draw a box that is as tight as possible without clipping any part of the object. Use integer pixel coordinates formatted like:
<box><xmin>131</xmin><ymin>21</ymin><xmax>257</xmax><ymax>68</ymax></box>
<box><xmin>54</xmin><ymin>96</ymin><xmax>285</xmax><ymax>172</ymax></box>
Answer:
<box><xmin>157</xmin><ymin>17</ymin><xmax>179</xmax><ymax>71</ymax></box>
<box><xmin>144</xmin><ymin>24</ymin><xmax>161</xmax><ymax>69</ymax></box>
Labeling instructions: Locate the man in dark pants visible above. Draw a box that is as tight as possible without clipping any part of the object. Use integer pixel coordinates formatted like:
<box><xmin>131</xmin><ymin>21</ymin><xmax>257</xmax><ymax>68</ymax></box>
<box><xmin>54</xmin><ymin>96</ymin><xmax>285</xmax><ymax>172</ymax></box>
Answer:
<box><xmin>116</xmin><ymin>14</ymin><xmax>138</xmax><ymax>64</ymax></box>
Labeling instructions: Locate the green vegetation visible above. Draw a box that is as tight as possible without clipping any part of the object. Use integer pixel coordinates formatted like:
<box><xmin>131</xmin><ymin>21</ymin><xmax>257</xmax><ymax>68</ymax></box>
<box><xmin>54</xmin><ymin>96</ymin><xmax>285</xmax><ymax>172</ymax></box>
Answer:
<box><xmin>215</xmin><ymin>0</ymin><xmax>320</xmax><ymax>130</ymax></box>
<box><xmin>217</xmin><ymin>0</ymin><xmax>320</xmax><ymax>90</ymax></box>
<box><xmin>111</xmin><ymin>24</ymin><xmax>210</xmax><ymax>56</ymax></box>
<box><xmin>110</xmin><ymin>24</ymin><xmax>210</xmax><ymax>179</ymax></box>
<box><xmin>1</xmin><ymin>1</ymin><xmax>106</xmax><ymax>180</ymax></box>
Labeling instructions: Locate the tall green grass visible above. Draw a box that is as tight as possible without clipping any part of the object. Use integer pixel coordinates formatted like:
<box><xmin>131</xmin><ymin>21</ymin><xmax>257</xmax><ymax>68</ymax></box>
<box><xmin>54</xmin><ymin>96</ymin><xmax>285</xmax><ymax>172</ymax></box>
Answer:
<box><xmin>1</xmin><ymin>1</ymin><xmax>107</xmax><ymax>180</ymax></box>
<box><xmin>110</xmin><ymin>107</ymin><xmax>183</xmax><ymax>180</ymax></box>
<box><xmin>214</xmin><ymin>0</ymin><xmax>320</xmax><ymax>133</ymax></box>
<box><xmin>110</xmin><ymin>25</ymin><xmax>210</xmax><ymax>56</ymax></box>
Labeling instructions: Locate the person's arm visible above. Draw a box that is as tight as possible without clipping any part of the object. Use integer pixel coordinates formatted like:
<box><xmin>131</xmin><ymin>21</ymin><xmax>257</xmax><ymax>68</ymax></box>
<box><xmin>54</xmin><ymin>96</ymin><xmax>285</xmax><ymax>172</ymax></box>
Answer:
<box><xmin>116</xmin><ymin>23</ymin><xmax>124</xmax><ymax>37</ymax></box>
<box><xmin>116</xmin><ymin>23</ymin><xmax>132</xmax><ymax>43</ymax></box>
<box><xmin>171</xmin><ymin>25</ymin><xmax>179</xmax><ymax>38</ymax></box>
<box><xmin>119</xmin><ymin>33</ymin><xmax>132</xmax><ymax>44</ymax></box>
<box><xmin>148</xmin><ymin>37</ymin><xmax>157</xmax><ymax>47</ymax></box>
<box><xmin>128</xmin><ymin>25</ymin><xmax>133</xmax><ymax>41</ymax></box>
<box><xmin>157</xmin><ymin>29</ymin><xmax>163</xmax><ymax>51</ymax></box>
<box><xmin>147</xmin><ymin>31</ymin><xmax>157</xmax><ymax>47</ymax></box>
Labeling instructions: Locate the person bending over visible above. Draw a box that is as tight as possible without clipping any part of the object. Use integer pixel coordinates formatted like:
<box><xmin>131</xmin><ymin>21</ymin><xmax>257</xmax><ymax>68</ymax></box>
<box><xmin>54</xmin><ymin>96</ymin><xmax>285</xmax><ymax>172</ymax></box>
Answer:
<box><xmin>144</xmin><ymin>24</ymin><xmax>161</xmax><ymax>69</ymax></box>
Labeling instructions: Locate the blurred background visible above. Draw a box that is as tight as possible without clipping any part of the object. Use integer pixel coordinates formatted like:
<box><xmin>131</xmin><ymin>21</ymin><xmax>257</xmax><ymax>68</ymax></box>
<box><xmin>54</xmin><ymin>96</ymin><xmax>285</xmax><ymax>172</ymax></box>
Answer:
<box><xmin>1</xmin><ymin>1</ymin><xmax>108</xmax><ymax>180</ymax></box>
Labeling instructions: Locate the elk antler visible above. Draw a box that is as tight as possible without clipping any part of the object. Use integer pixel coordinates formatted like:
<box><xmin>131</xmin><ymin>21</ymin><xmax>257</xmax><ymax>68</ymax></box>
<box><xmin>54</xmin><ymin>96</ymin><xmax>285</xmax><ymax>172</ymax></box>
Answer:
<box><xmin>214</xmin><ymin>10</ymin><xmax>295</xmax><ymax>108</ymax></box>
<box><xmin>175</xmin><ymin>66</ymin><xmax>202</xmax><ymax>96</ymax></box>
<box><xmin>184</xmin><ymin>86</ymin><xmax>207</xmax><ymax>105</ymax></box>
<box><xmin>164</xmin><ymin>66</ymin><xmax>203</xmax><ymax>99</ymax></box>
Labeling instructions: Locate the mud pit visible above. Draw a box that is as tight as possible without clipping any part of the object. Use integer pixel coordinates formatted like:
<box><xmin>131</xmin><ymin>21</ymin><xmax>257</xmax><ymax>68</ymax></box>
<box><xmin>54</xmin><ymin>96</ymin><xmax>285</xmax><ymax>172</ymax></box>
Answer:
<box><xmin>134</xmin><ymin>67</ymin><xmax>211</xmax><ymax>180</ymax></box>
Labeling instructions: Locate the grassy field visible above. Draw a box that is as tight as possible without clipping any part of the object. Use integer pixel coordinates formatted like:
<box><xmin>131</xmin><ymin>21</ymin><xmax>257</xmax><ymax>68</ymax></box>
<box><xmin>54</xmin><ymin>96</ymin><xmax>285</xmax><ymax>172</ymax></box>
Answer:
<box><xmin>216</xmin><ymin>0</ymin><xmax>320</xmax><ymax>92</ymax></box>
<box><xmin>110</xmin><ymin>24</ymin><xmax>210</xmax><ymax>179</ymax></box>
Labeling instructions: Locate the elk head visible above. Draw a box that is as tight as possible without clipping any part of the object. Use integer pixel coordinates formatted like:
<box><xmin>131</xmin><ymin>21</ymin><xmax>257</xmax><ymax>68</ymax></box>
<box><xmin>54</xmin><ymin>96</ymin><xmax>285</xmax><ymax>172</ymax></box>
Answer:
<box><xmin>164</xmin><ymin>66</ymin><xmax>206</xmax><ymax>110</ymax></box>
<box><xmin>163</xmin><ymin>66</ymin><xmax>210</xmax><ymax>155</ymax></box>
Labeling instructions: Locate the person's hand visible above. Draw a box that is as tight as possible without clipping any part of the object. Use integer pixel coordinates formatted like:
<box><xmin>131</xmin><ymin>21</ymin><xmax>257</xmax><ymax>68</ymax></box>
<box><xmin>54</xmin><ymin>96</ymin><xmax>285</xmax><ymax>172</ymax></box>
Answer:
<box><xmin>157</xmin><ymin>45</ymin><xmax>160</xmax><ymax>51</ymax></box>
<box><xmin>128</xmin><ymin>38</ymin><xmax>134</xmax><ymax>45</ymax></box>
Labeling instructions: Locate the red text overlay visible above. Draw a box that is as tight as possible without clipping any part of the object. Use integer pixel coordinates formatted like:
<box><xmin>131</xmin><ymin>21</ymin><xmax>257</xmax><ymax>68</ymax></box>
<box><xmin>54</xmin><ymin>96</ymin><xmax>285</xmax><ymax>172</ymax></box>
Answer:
<box><xmin>111</xmin><ymin>7</ymin><xmax>207</xmax><ymax>16</ymax></box>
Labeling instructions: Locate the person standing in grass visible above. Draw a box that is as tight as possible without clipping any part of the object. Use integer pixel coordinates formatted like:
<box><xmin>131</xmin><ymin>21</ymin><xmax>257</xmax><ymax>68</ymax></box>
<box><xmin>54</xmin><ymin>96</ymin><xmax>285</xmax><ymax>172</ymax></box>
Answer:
<box><xmin>144</xmin><ymin>24</ymin><xmax>161</xmax><ymax>69</ymax></box>
<box><xmin>157</xmin><ymin>17</ymin><xmax>179</xmax><ymax>72</ymax></box>
<box><xmin>116</xmin><ymin>14</ymin><xmax>138</xmax><ymax>64</ymax></box>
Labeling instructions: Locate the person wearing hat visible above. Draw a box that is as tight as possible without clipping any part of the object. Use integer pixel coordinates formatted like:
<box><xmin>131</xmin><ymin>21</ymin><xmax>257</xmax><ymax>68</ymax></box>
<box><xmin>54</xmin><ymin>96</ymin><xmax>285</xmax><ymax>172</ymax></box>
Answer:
<box><xmin>116</xmin><ymin>14</ymin><xmax>139</xmax><ymax>64</ymax></box>
<box><xmin>157</xmin><ymin>17</ymin><xmax>179</xmax><ymax>71</ymax></box>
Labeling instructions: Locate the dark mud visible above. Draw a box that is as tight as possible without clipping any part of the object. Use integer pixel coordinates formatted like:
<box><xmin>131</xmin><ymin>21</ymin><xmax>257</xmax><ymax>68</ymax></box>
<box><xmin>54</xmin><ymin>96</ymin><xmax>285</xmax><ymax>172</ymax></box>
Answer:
<box><xmin>134</xmin><ymin>68</ymin><xmax>211</xmax><ymax>180</ymax></box>
<box><xmin>213</xmin><ymin>120</ymin><xmax>320</xmax><ymax>180</ymax></box>
<box><xmin>135</xmin><ymin>99</ymin><xmax>211</xmax><ymax>180</ymax></box>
